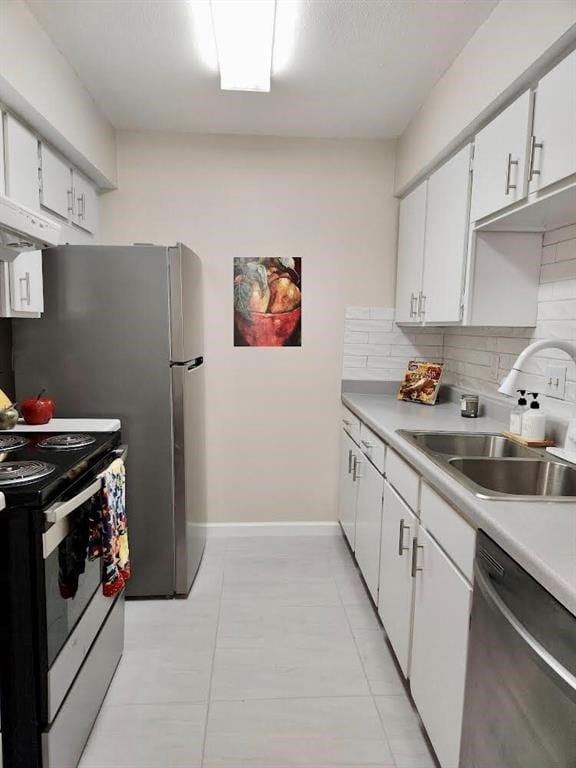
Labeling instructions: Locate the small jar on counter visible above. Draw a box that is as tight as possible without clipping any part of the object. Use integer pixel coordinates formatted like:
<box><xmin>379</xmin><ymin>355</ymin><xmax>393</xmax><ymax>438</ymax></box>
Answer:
<box><xmin>461</xmin><ymin>394</ymin><xmax>480</xmax><ymax>418</ymax></box>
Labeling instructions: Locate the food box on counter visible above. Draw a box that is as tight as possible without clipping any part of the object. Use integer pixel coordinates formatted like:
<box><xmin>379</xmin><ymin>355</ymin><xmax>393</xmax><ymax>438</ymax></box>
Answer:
<box><xmin>398</xmin><ymin>361</ymin><xmax>444</xmax><ymax>405</ymax></box>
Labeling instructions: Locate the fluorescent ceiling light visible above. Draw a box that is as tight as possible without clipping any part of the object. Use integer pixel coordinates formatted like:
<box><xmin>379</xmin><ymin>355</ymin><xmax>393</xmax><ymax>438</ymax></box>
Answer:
<box><xmin>210</xmin><ymin>0</ymin><xmax>276</xmax><ymax>92</ymax></box>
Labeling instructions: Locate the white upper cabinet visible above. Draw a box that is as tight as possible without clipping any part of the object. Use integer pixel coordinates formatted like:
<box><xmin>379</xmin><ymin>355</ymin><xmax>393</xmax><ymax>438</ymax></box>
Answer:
<box><xmin>394</xmin><ymin>182</ymin><xmax>427</xmax><ymax>324</ymax></box>
<box><xmin>421</xmin><ymin>144</ymin><xmax>472</xmax><ymax>324</ymax></box>
<box><xmin>529</xmin><ymin>49</ymin><xmax>576</xmax><ymax>193</ymax></box>
<box><xmin>4</xmin><ymin>114</ymin><xmax>40</xmax><ymax>211</ymax></box>
<box><xmin>72</xmin><ymin>170</ymin><xmax>98</xmax><ymax>234</ymax></box>
<box><xmin>40</xmin><ymin>143</ymin><xmax>73</xmax><ymax>220</ymax></box>
<box><xmin>470</xmin><ymin>90</ymin><xmax>532</xmax><ymax>222</ymax></box>
<box><xmin>0</xmin><ymin>251</ymin><xmax>44</xmax><ymax>318</ymax></box>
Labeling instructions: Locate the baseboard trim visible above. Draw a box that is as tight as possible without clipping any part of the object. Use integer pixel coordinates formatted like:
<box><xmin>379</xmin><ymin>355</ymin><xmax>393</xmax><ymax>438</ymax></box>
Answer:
<box><xmin>205</xmin><ymin>522</ymin><xmax>341</xmax><ymax>538</ymax></box>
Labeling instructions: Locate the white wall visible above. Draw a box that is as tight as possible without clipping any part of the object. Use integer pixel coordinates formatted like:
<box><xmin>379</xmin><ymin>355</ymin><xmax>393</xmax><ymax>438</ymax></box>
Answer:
<box><xmin>0</xmin><ymin>0</ymin><xmax>116</xmax><ymax>187</ymax></box>
<box><xmin>101</xmin><ymin>131</ymin><xmax>398</xmax><ymax>523</ymax></box>
<box><xmin>395</xmin><ymin>0</ymin><xmax>576</xmax><ymax>193</ymax></box>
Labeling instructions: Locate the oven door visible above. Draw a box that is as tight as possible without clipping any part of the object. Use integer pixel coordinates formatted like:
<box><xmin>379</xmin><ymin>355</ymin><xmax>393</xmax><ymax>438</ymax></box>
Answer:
<box><xmin>41</xmin><ymin>445</ymin><xmax>127</xmax><ymax>723</ymax></box>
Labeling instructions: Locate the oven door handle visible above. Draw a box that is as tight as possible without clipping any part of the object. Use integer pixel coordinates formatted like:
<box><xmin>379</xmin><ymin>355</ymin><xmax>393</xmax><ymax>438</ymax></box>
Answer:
<box><xmin>42</xmin><ymin>445</ymin><xmax>127</xmax><ymax>558</ymax></box>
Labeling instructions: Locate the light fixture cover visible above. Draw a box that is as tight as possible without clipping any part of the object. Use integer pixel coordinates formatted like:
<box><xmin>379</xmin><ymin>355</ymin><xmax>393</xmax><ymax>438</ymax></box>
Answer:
<box><xmin>211</xmin><ymin>0</ymin><xmax>276</xmax><ymax>92</ymax></box>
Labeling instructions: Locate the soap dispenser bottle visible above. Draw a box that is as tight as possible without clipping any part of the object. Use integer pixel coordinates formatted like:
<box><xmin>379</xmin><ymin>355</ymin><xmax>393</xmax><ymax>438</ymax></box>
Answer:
<box><xmin>521</xmin><ymin>393</ymin><xmax>547</xmax><ymax>441</ymax></box>
<box><xmin>509</xmin><ymin>390</ymin><xmax>528</xmax><ymax>435</ymax></box>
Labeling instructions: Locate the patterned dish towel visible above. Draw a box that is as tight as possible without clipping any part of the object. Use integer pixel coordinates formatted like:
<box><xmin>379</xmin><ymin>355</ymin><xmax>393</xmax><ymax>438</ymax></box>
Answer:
<box><xmin>88</xmin><ymin>457</ymin><xmax>131</xmax><ymax>597</ymax></box>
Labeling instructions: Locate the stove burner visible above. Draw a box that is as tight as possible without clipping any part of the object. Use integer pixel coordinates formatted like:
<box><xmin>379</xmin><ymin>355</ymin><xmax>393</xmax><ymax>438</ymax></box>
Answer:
<box><xmin>38</xmin><ymin>434</ymin><xmax>96</xmax><ymax>450</ymax></box>
<box><xmin>0</xmin><ymin>435</ymin><xmax>29</xmax><ymax>452</ymax></box>
<box><xmin>0</xmin><ymin>461</ymin><xmax>56</xmax><ymax>485</ymax></box>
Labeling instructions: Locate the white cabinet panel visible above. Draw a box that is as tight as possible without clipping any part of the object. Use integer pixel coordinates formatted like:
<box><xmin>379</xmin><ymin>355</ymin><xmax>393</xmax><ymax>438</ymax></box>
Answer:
<box><xmin>338</xmin><ymin>429</ymin><xmax>360</xmax><ymax>550</ymax></box>
<box><xmin>470</xmin><ymin>90</ymin><xmax>531</xmax><ymax>222</ymax></box>
<box><xmin>354</xmin><ymin>457</ymin><xmax>384</xmax><ymax>602</ymax></box>
<box><xmin>0</xmin><ymin>114</ymin><xmax>5</xmax><ymax>195</ymax></box>
<box><xmin>395</xmin><ymin>182</ymin><xmax>427</xmax><ymax>324</ymax></box>
<box><xmin>72</xmin><ymin>171</ymin><xmax>98</xmax><ymax>233</ymax></box>
<box><xmin>377</xmin><ymin>481</ymin><xmax>417</xmax><ymax>676</ymax></box>
<box><xmin>40</xmin><ymin>144</ymin><xmax>72</xmax><ymax>219</ymax></box>
<box><xmin>421</xmin><ymin>145</ymin><xmax>472</xmax><ymax>324</ymax></box>
<box><xmin>386</xmin><ymin>449</ymin><xmax>419</xmax><ymax>512</ymax></box>
<box><xmin>410</xmin><ymin>526</ymin><xmax>472</xmax><ymax>768</ymax></box>
<box><xmin>530</xmin><ymin>49</ymin><xmax>576</xmax><ymax>193</ymax></box>
<box><xmin>4</xmin><ymin>114</ymin><xmax>40</xmax><ymax>211</ymax></box>
<box><xmin>359</xmin><ymin>422</ymin><xmax>386</xmax><ymax>474</ymax></box>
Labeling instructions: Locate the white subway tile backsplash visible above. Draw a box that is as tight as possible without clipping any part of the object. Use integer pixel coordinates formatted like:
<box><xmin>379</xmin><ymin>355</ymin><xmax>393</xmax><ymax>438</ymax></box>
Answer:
<box><xmin>344</xmin><ymin>232</ymin><xmax>575</xmax><ymax>413</ymax></box>
<box><xmin>345</xmin><ymin>306</ymin><xmax>371</xmax><ymax>320</ymax></box>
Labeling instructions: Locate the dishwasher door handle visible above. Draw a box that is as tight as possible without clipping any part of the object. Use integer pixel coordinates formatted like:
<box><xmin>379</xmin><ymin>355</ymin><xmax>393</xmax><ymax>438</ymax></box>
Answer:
<box><xmin>474</xmin><ymin>563</ymin><xmax>576</xmax><ymax>696</ymax></box>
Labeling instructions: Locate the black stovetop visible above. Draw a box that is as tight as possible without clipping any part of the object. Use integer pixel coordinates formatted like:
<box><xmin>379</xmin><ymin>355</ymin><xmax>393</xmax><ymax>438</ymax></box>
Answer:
<box><xmin>0</xmin><ymin>431</ymin><xmax>121</xmax><ymax>509</ymax></box>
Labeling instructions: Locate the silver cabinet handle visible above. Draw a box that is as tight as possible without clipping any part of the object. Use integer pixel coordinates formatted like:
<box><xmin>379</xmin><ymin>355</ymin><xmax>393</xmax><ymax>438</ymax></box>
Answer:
<box><xmin>410</xmin><ymin>293</ymin><xmax>417</xmax><ymax>318</ymax></box>
<box><xmin>528</xmin><ymin>135</ymin><xmax>543</xmax><ymax>182</ymax></box>
<box><xmin>361</xmin><ymin>439</ymin><xmax>373</xmax><ymax>453</ymax></box>
<box><xmin>504</xmin><ymin>152</ymin><xmax>519</xmax><ymax>195</ymax></box>
<box><xmin>411</xmin><ymin>538</ymin><xmax>424</xmax><ymax>577</ymax></box>
<box><xmin>418</xmin><ymin>291</ymin><xmax>426</xmax><ymax>319</ymax></box>
<box><xmin>347</xmin><ymin>448</ymin><xmax>353</xmax><ymax>474</ymax></box>
<box><xmin>353</xmin><ymin>457</ymin><xmax>362</xmax><ymax>482</ymax></box>
<box><xmin>19</xmin><ymin>272</ymin><xmax>31</xmax><ymax>305</ymax></box>
<box><xmin>77</xmin><ymin>192</ymin><xmax>85</xmax><ymax>220</ymax></box>
<box><xmin>398</xmin><ymin>518</ymin><xmax>410</xmax><ymax>556</ymax></box>
<box><xmin>67</xmin><ymin>188</ymin><xmax>74</xmax><ymax>215</ymax></box>
<box><xmin>82</xmin><ymin>193</ymin><xmax>87</xmax><ymax>220</ymax></box>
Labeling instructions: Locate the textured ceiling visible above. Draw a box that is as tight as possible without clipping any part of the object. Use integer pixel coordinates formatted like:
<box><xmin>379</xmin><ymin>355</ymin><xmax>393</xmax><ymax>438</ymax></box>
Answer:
<box><xmin>26</xmin><ymin>0</ymin><xmax>498</xmax><ymax>138</ymax></box>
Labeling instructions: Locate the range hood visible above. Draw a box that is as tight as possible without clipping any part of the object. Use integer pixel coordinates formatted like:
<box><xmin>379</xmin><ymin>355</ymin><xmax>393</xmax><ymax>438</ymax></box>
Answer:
<box><xmin>0</xmin><ymin>194</ymin><xmax>61</xmax><ymax>261</ymax></box>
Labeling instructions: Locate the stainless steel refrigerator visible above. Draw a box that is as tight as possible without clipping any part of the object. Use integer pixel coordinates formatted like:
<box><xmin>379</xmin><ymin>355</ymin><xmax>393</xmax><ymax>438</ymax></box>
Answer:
<box><xmin>12</xmin><ymin>243</ymin><xmax>206</xmax><ymax>598</ymax></box>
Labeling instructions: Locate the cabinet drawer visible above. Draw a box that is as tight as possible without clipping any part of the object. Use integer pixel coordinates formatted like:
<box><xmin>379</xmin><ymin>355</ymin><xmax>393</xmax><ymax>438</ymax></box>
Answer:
<box><xmin>359</xmin><ymin>422</ymin><xmax>385</xmax><ymax>474</ymax></box>
<box><xmin>341</xmin><ymin>405</ymin><xmax>360</xmax><ymax>443</ymax></box>
<box><xmin>386</xmin><ymin>449</ymin><xmax>419</xmax><ymax>511</ymax></box>
<box><xmin>420</xmin><ymin>483</ymin><xmax>475</xmax><ymax>581</ymax></box>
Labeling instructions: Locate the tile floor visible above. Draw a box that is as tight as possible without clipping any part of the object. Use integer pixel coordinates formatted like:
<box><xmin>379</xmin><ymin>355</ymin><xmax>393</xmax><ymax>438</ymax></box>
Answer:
<box><xmin>79</xmin><ymin>534</ymin><xmax>437</xmax><ymax>768</ymax></box>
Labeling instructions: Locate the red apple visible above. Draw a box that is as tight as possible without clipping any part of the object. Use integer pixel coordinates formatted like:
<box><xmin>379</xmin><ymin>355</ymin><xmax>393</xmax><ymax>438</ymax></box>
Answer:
<box><xmin>20</xmin><ymin>397</ymin><xmax>54</xmax><ymax>425</ymax></box>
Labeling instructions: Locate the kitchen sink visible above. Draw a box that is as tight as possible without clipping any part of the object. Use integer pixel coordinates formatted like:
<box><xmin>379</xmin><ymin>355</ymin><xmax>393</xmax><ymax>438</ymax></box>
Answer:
<box><xmin>448</xmin><ymin>458</ymin><xmax>576</xmax><ymax>500</ymax></box>
<box><xmin>404</xmin><ymin>431</ymin><xmax>536</xmax><ymax>459</ymax></box>
<box><xmin>398</xmin><ymin>430</ymin><xmax>576</xmax><ymax>501</ymax></box>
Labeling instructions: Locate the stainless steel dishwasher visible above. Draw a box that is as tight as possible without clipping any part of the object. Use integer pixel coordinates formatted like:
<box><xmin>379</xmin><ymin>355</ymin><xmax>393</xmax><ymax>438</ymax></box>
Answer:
<box><xmin>459</xmin><ymin>532</ymin><xmax>576</xmax><ymax>768</ymax></box>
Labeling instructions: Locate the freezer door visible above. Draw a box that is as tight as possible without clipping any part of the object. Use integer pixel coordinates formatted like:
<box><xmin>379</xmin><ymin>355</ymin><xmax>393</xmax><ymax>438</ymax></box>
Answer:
<box><xmin>171</xmin><ymin>359</ymin><xmax>206</xmax><ymax>595</ymax></box>
<box><xmin>169</xmin><ymin>244</ymin><xmax>204</xmax><ymax>363</ymax></box>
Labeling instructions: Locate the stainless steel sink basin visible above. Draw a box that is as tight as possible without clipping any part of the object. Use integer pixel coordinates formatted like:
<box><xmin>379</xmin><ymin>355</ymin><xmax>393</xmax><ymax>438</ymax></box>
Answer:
<box><xmin>405</xmin><ymin>431</ymin><xmax>536</xmax><ymax>459</ymax></box>
<box><xmin>398</xmin><ymin>430</ymin><xmax>575</xmax><ymax>501</ymax></box>
<box><xmin>448</xmin><ymin>458</ymin><xmax>576</xmax><ymax>500</ymax></box>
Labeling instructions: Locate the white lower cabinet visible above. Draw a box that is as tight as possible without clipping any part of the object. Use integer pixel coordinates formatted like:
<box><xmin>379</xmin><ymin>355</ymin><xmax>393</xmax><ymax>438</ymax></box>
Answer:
<box><xmin>377</xmin><ymin>481</ymin><xmax>417</xmax><ymax>676</ymax></box>
<box><xmin>338</xmin><ymin>428</ymin><xmax>360</xmax><ymax>550</ymax></box>
<box><xmin>354</xmin><ymin>457</ymin><xmax>384</xmax><ymax>602</ymax></box>
<box><xmin>410</xmin><ymin>526</ymin><xmax>472</xmax><ymax>768</ymax></box>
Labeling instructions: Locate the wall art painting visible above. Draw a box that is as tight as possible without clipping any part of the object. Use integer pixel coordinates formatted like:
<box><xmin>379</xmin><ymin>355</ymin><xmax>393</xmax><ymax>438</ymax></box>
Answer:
<box><xmin>234</xmin><ymin>257</ymin><xmax>302</xmax><ymax>347</ymax></box>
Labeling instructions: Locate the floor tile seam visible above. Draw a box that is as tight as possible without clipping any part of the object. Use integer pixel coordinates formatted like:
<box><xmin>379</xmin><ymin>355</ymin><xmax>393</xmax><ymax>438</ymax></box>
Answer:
<box><xmin>200</xmin><ymin>549</ymin><xmax>227</xmax><ymax>767</ymax></box>
<box><xmin>331</xmin><ymin>538</ymin><xmax>398</xmax><ymax>768</ymax></box>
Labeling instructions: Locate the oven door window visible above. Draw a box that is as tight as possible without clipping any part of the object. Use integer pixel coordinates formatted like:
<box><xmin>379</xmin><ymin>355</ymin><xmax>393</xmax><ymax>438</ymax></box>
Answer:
<box><xmin>44</xmin><ymin>508</ymin><xmax>102</xmax><ymax>667</ymax></box>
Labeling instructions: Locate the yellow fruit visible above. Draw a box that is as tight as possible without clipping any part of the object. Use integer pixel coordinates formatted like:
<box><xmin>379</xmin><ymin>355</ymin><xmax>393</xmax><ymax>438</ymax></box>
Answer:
<box><xmin>0</xmin><ymin>389</ymin><xmax>12</xmax><ymax>410</ymax></box>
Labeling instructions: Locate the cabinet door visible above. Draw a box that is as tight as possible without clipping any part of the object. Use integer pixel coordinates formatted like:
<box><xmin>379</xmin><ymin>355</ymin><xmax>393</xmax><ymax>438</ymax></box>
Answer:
<box><xmin>72</xmin><ymin>171</ymin><xmax>98</xmax><ymax>233</ymax></box>
<box><xmin>377</xmin><ymin>481</ymin><xmax>417</xmax><ymax>676</ymax></box>
<box><xmin>395</xmin><ymin>182</ymin><xmax>427</xmax><ymax>324</ymax></box>
<box><xmin>354</xmin><ymin>456</ymin><xmax>384</xmax><ymax>602</ymax></box>
<box><xmin>9</xmin><ymin>251</ymin><xmax>44</xmax><ymax>314</ymax></box>
<box><xmin>40</xmin><ymin>144</ymin><xmax>72</xmax><ymax>219</ymax></box>
<box><xmin>338</xmin><ymin>429</ymin><xmax>360</xmax><ymax>550</ymax></box>
<box><xmin>530</xmin><ymin>49</ymin><xmax>576</xmax><ymax>193</ymax></box>
<box><xmin>410</xmin><ymin>527</ymin><xmax>472</xmax><ymax>768</ymax></box>
<box><xmin>470</xmin><ymin>90</ymin><xmax>531</xmax><ymax>222</ymax></box>
<box><xmin>0</xmin><ymin>114</ymin><xmax>5</xmax><ymax>195</ymax></box>
<box><xmin>421</xmin><ymin>145</ymin><xmax>472</xmax><ymax>324</ymax></box>
<box><xmin>4</xmin><ymin>114</ymin><xmax>40</xmax><ymax>211</ymax></box>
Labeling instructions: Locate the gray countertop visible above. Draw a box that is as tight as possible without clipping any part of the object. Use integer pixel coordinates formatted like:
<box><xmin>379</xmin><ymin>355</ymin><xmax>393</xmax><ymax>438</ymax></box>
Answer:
<box><xmin>342</xmin><ymin>393</ymin><xmax>576</xmax><ymax>617</ymax></box>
